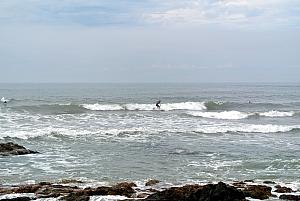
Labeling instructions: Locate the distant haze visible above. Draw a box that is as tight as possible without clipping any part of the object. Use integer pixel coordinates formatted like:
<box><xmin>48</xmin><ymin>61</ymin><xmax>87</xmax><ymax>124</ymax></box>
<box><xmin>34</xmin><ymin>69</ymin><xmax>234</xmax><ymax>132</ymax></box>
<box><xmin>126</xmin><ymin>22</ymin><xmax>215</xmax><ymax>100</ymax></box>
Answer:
<box><xmin>0</xmin><ymin>0</ymin><xmax>299</xmax><ymax>83</ymax></box>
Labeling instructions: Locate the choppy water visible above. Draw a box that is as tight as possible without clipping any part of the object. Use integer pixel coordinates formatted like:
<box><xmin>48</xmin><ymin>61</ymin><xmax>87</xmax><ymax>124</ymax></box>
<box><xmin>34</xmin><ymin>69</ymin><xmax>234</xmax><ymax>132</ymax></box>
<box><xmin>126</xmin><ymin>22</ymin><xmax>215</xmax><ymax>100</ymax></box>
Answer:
<box><xmin>0</xmin><ymin>83</ymin><xmax>299</xmax><ymax>190</ymax></box>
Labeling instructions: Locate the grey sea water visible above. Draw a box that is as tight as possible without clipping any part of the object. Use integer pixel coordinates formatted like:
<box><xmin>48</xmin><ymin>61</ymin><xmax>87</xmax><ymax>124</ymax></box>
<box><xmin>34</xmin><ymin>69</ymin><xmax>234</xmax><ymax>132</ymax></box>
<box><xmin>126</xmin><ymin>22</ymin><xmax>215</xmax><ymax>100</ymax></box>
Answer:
<box><xmin>0</xmin><ymin>83</ymin><xmax>299</xmax><ymax>190</ymax></box>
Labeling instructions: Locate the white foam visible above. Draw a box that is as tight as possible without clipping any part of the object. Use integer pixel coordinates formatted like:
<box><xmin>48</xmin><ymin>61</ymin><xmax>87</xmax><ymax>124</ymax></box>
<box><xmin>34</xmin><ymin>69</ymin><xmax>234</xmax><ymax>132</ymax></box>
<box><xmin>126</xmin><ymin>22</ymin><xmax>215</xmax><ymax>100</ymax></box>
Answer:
<box><xmin>82</xmin><ymin>103</ymin><xmax>124</xmax><ymax>111</ymax></box>
<box><xmin>188</xmin><ymin>111</ymin><xmax>249</xmax><ymax>120</ymax></box>
<box><xmin>82</xmin><ymin>102</ymin><xmax>206</xmax><ymax>111</ymax></box>
<box><xmin>159</xmin><ymin>102</ymin><xmax>206</xmax><ymax>111</ymax></box>
<box><xmin>195</xmin><ymin>124</ymin><xmax>300</xmax><ymax>133</ymax></box>
<box><xmin>0</xmin><ymin>193</ymin><xmax>35</xmax><ymax>200</ymax></box>
<box><xmin>90</xmin><ymin>195</ymin><xmax>128</xmax><ymax>201</ymax></box>
<box><xmin>259</xmin><ymin>110</ymin><xmax>295</xmax><ymax>117</ymax></box>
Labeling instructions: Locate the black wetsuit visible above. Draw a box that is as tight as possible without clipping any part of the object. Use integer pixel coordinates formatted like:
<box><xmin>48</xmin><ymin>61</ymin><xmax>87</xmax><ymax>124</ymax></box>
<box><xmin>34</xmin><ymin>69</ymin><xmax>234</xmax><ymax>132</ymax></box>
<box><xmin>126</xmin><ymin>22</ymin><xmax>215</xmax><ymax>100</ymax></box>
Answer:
<box><xmin>156</xmin><ymin>101</ymin><xmax>161</xmax><ymax>109</ymax></box>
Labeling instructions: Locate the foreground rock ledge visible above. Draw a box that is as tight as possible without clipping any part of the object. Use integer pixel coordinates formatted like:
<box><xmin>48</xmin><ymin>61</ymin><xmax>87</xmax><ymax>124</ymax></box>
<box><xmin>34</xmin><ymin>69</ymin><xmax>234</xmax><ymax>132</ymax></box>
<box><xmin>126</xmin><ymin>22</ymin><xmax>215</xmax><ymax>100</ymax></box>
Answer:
<box><xmin>0</xmin><ymin>181</ymin><xmax>299</xmax><ymax>201</ymax></box>
<box><xmin>0</xmin><ymin>142</ymin><xmax>38</xmax><ymax>156</ymax></box>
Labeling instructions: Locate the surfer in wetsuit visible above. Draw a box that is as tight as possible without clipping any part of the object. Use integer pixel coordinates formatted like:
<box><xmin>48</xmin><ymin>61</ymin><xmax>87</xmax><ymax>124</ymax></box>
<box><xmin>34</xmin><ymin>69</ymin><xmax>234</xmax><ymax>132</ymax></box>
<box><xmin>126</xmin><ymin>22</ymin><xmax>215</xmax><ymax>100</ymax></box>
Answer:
<box><xmin>1</xmin><ymin>97</ymin><xmax>7</xmax><ymax>104</ymax></box>
<box><xmin>156</xmin><ymin>100</ymin><xmax>161</xmax><ymax>109</ymax></box>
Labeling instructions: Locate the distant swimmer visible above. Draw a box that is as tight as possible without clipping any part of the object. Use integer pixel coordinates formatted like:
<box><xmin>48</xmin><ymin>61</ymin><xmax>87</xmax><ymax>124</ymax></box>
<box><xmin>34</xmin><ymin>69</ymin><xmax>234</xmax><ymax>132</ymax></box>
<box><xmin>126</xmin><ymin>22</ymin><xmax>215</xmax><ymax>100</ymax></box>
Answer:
<box><xmin>156</xmin><ymin>100</ymin><xmax>161</xmax><ymax>109</ymax></box>
<box><xmin>248</xmin><ymin>100</ymin><xmax>252</xmax><ymax>104</ymax></box>
<box><xmin>1</xmin><ymin>97</ymin><xmax>8</xmax><ymax>104</ymax></box>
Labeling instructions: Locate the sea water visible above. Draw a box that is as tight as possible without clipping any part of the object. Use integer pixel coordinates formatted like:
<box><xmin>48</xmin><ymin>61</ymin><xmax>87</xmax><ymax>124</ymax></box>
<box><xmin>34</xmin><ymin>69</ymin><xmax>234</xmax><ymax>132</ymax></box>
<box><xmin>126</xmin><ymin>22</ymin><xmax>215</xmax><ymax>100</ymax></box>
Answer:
<box><xmin>0</xmin><ymin>83</ymin><xmax>299</xmax><ymax>191</ymax></box>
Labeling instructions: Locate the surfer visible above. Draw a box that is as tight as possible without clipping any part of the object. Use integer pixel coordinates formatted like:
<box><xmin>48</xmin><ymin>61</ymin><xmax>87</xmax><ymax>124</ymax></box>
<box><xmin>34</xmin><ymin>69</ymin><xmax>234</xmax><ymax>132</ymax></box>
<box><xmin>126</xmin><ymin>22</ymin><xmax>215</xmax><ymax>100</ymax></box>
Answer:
<box><xmin>156</xmin><ymin>100</ymin><xmax>161</xmax><ymax>109</ymax></box>
<box><xmin>1</xmin><ymin>97</ymin><xmax>8</xmax><ymax>104</ymax></box>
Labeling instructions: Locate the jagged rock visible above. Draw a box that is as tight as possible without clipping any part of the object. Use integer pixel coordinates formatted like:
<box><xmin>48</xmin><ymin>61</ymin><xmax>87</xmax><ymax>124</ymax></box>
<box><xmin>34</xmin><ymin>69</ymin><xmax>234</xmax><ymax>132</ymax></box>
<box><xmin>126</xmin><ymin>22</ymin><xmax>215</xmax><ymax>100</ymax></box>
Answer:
<box><xmin>0</xmin><ymin>142</ymin><xmax>38</xmax><ymax>156</ymax></box>
<box><xmin>145</xmin><ymin>182</ymin><xmax>245</xmax><ymax>201</ymax></box>
<box><xmin>279</xmin><ymin>194</ymin><xmax>300</xmax><ymax>200</ymax></box>
<box><xmin>145</xmin><ymin>179</ymin><xmax>160</xmax><ymax>186</ymax></box>
<box><xmin>242</xmin><ymin>185</ymin><xmax>272</xmax><ymax>200</ymax></box>
<box><xmin>275</xmin><ymin>186</ymin><xmax>293</xmax><ymax>193</ymax></box>
<box><xmin>187</xmin><ymin>182</ymin><xmax>245</xmax><ymax>201</ymax></box>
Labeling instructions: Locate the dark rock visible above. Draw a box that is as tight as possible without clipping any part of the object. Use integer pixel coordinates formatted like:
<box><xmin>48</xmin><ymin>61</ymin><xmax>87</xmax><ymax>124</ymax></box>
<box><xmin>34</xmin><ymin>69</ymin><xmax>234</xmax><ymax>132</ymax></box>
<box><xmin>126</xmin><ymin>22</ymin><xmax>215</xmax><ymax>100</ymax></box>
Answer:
<box><xmin>146</xmin><ymin>180</ymin><xmax>160</xmax><ymax>186</ymax></box>
<box><xmin>35</xmin><ymin>185</ymin><xmax>79</xmax><ymax>198</ymax></box>
<box><xmin>187</xmin><ymin>182</ymin><xmax>245</xmax><ymax>201</ymax></box>
<box><xmin>0</xmin><ymin>142</ymin><xmax>38</xmax><ymax>156</ymax></box>
<box><xmin>71</xmin><ymin>182</ymin><xmax>136</xmax><ymax>198</ymax></box>
<box><xmin>279</xmin><ymin>194</ymin><xmax>300</xmax><ymax>200</ymax></box>
<box><xmin>244</xmin><ymin>180</ymin><xmax>254</xmax><ymax>183</ymax></box>
<box><xmin>263</xmin><ymin>181</ymin><xmax>276</xmax><ymax>184</ymax></box>
<box><xmin>38</xmin><ymin>182</ymin><xmax>52</xmax><ymax>186</ymax></box>
<box><xmin>145</xmin><ymin>184</ymin><xmax>202</xmax><ymax>201</ymax></box>
<box><xmin>275</xmin><ymin>186</ymin><xmax>293</xmax><ymax>193</ymax></box>
<box><xmin>145</xmin><ymin>182</ymin><xmax>245</xmax><ymax>201</ymax></box>
<box><xmin>242</xmin><ymin>185</ymin><xmax>272</xmax><ymax>200</ymax></box>
<box><xmin>61</xmin><ymin>193</ymin><xmax>90</xmax><ymax>201</ymax></box>
<box><xmin>147</xmin><ymin>188</ymin><xmax>159</xmax><ymax>193</ymax></box>
<box><xmin>0</xmin><ymin>197</ymin><xmax>32</xmax><ymax>201</ymax></box>
<box><xmin>2</xmin><ymin>184</ymin><xmax>42</xmax><ymax>194</ymax></box>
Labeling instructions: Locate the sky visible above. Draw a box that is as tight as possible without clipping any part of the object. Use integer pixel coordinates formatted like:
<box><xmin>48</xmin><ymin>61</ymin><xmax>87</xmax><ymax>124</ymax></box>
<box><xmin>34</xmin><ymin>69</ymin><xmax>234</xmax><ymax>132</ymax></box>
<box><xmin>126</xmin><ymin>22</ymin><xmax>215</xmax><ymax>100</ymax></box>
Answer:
<box><xmin>0</xmin><ymin>0</ymin><xmax>300</xmax><ymax>83</ymax></box>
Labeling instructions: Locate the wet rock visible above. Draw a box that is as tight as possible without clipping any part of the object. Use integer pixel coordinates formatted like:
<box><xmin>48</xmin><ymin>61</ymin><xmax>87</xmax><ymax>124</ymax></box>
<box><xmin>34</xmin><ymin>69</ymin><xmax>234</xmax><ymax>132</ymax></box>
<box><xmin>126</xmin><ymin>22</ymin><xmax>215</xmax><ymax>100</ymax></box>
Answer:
<box><xmin>275</xmin><ymin>186</ymin><xmax>293</xmax><ymax>193</ymax></box>
<box><xmin>145</xmin><ymin>184</ymin><xmax>202</xmax><ymax>201</ymax></box>
<box><xmin>263</xmin><ymin>181</ymin><xmax>276</xmax><ymax>184</ymax></box>
<box><xmin>145</xmin><ymin>179</ymin><xmax>160</xmax><ymax>186</ymax></box>
<box><xmin>67</xmin><ymin>182</ymin><xmax>136</xmax><ymax>198</ymax></box>
<box><xmin>136</xmin><ymin>193</ymin><xmax>150</xmax><ymax>198</ymax></box>
<box><xmin>147</xmin><ymin>188</ymin><xmax>159</xmax><ymax>193</ymax></box>
<box><xmin>187</xmin><ymin>182</ymin><xmax>245</xmax><ymax>201</ymax></box>
<box><xmin>145</xmin><ymin>182</ymin><xmax>245</xmax><ymax>201</ymax></box>
<box><xmin>38</xmin><ymin>182</ymin><xmax>52</xmax><ymax>186</ymax></box>
<box><xmin>242</xmin><ymin>185</ymin><xmax>272</xmax><ymax>200</ymax></box>
<box><xmin>61</xmin><ymin>192</ymin><xmax>90</xmax><ymax>201</ymax></box>
<box><xmin>279</xmin><ymin>194</ymin><xmax>300</xmax><ymax>200</ymax></box>
<box><xmin>0</xmin><ymin>197</ymin><xmax>32</xmax><ymax>201</ymax></box>
<box><xmin>0</xmin><ymin>184</ymin><xmax>41</xmax><ymax>194</ymax></box>
<box><xmin>244</xmin><ymin>180</ymin><xmax>254</xmax><ymax>183</ymax></box>
<box><xmin>0</xmin><ymin>143</ymin><xmax>38</xmax><ymax>156</ymax></box>
<box><xmin>35</xmin><ymin>185</ymin><xmax>79</xmax><ymax>198</ymax></box>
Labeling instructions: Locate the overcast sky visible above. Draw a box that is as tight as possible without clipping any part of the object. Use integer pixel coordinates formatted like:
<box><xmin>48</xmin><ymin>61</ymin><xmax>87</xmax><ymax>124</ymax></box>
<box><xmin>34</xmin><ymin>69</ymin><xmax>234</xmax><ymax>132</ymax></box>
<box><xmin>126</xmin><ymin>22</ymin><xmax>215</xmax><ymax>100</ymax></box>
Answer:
<box><xmin>0</xmin><ymin>0</ymin><xmax>299</xmax><ymax>83</ymax></box>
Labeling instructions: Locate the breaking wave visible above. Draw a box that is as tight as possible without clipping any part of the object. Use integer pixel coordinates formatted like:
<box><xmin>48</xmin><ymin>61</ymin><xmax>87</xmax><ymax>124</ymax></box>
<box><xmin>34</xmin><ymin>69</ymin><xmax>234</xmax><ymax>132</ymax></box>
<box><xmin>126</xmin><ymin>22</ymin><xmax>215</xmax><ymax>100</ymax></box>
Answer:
<box><xmin>188</xmin><ymin>110</ymin><xmax>296</xmax><ymax>119</ymax></box>
<box><xmin>1</xmin><ymin>124</ymin><xmax>299</xmax><ymax>140</ymax></box>
<box><xmin>259</xmin><ymin>110</ymin><xmax>295</xmax><ymax>117</ymax></box>
<box><xmin>194</xmin><ymin>124</ymin><xmax>300</xmax><ymax>134</ymax></box>
<box><xmin>81</xmin><ymin>101</ymin><xmax>207</xmax><ymax>111</ymax></box>
<box><xmin>187</xmin><ymin>111</ymin><xmax>249</xmax><ymax>120</ymax></box>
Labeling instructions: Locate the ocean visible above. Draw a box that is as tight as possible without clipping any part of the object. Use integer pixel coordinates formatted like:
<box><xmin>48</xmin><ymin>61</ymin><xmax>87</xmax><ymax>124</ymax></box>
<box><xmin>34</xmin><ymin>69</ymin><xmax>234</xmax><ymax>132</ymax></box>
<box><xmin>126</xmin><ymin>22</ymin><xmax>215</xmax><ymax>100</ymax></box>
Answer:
<box><xmin>0</xmin><ymin>83</ymin><xmax>299</xmax><ymax>195</ymax></box>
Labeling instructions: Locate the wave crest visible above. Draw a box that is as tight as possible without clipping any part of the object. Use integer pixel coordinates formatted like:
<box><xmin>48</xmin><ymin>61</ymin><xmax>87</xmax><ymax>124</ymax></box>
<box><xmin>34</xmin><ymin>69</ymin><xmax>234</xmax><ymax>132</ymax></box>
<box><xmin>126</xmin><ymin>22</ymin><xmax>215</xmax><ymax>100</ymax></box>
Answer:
<box><xmin>188</xmin><ymin>110</ymin><xmax>296</xmax><ymax>119</ymax></box>
<box><xmin>82</xmin><ymin>102</ymin><xmax>207</xmax><ymax>111</ymax></box>
<box><xmin>188</xmin><ymin>111</ymin><xmax>248</xmax><ymax>120</ymax></box>
<box><xmin>259</xmin><ymin>110</ymin><xmax>295</xmax><ymax>117</ymax></box>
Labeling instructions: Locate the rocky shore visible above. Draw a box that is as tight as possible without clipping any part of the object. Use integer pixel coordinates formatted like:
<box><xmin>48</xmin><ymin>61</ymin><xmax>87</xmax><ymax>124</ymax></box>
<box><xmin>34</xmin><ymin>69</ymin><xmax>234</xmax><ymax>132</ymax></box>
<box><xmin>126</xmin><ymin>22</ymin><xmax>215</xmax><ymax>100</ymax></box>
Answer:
<box><xmin>1</xmin><ymin>143</ymin><xmax>299</xmax><ymax>200</ymax></box>
<box><xmin>0</xmin><ymin>179</ymin><xmax>299</xmax><ymax>201</ymax></box>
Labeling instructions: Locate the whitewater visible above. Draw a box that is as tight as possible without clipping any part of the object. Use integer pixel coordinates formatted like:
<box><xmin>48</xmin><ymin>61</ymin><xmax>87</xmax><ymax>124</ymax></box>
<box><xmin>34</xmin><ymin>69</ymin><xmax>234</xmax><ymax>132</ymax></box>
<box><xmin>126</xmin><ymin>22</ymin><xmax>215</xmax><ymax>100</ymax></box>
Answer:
<box><xmin>0</xmin><ymin>83</ymin><xmax>299</xmax><ymax>200</ymax></box>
